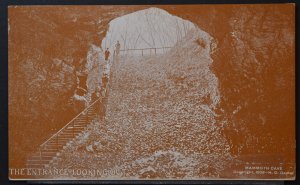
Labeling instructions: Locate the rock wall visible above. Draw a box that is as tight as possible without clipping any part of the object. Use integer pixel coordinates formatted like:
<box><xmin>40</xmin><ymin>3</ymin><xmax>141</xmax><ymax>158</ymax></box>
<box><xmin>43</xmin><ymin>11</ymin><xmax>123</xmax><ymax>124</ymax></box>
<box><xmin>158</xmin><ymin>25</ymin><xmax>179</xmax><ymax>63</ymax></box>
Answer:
<box><xmin>8</xmin><ymin>6</ymin><xmax>144</xmax><ymax>167</ymax></box>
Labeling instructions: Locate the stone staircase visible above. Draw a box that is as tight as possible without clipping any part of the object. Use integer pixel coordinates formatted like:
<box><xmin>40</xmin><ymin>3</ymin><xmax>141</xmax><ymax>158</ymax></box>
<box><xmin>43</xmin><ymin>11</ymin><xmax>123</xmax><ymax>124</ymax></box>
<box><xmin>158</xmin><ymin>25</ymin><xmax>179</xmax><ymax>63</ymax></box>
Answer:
<box><xmin>26</xmin><ymin>54</ymin><xmax>116</xmax><ymax>170</ymax></box>
<box><xmin>26</xmin><ymin>97</ymin><xmax>104</xmax><ymax>169</ymax></box>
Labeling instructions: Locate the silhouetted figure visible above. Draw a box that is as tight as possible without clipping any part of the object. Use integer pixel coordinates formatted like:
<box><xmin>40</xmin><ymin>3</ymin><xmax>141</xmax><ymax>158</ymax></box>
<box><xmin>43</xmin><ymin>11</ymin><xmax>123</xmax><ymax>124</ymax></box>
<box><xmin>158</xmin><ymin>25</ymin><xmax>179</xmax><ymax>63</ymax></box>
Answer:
<box><xmin>115</xmin><ymin>41</ymin><xmax>121</xmax><ymax>56</ymax></box>
<box><xmin>105</xmin><ymin>48</ymin><xmax>110</xmax><ymax>61</ymax></box>
<box><xmin>77</xmin><ymin>74</ymin><xmax>88</xmax><ymax>91</ymax></box>
<box><xmin>70</xmin><ymin>73</ymin><xmax>90</xmax><ymax>114</ymax></box>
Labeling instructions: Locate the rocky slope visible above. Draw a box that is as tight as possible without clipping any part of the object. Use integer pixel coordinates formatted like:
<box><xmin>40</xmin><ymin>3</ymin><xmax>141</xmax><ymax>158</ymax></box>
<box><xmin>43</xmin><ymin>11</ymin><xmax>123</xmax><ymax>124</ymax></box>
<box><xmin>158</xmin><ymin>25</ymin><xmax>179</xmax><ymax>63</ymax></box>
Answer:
<box><xmin>166</xmin><ymin>4</ymin><xmax>294</xmax><ymax>161</ymax></box>
<box><xmin>50</xmin><ymin>28</ymin><xmax>233</xmax><ymax>179</ymax></box>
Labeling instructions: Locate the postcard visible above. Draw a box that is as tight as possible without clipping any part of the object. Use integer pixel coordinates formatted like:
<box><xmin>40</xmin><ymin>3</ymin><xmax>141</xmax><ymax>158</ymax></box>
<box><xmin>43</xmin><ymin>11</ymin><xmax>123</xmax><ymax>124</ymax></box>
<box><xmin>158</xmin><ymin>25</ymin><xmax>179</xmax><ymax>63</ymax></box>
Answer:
<box><xmin>8</xmin><ymin>4</ymin><xmax>295</xmax><ymax>180</ymax></box>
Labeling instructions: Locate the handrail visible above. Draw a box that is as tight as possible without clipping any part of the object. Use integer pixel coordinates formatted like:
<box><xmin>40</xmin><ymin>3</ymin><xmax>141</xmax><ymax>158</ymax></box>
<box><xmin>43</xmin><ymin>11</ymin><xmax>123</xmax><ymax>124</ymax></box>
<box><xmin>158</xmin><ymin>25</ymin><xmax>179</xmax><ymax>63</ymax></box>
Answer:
<box><xmin>120</xmin><ymin>46</ymin><xmax>172</xmax><ymax>51</ymax></box>
<box><xmin>29</xmin><ymin>49</ymin><xmax>114</xmax><ymax>169</ymax></box>
<box><xmin>40</xmin><ymin>97</ymin><xmax>101</xmax><ymax>148</ymax></box>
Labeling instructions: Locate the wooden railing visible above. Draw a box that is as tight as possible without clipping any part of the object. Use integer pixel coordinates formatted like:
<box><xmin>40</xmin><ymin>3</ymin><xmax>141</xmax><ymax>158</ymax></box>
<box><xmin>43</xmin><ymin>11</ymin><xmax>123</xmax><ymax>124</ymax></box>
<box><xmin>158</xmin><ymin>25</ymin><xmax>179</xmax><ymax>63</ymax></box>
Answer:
<box><xmin>27</xmin><ymin>68</ymin><xmax>111</xmax><ymax>169</ymax></box>
<box><xmin>119</xmin><ymin>46</ymin><xmax>172</xmax><ymax>56</ymax></box>
<box><xmin>26</xmin><ymin>95</ymin><xmax>106</xmax><ymax>169</ymax></box>
<box><xmin>41</xmin><ymin>97</ymin><xmax>101</xmax><ymax>148</ymax></box>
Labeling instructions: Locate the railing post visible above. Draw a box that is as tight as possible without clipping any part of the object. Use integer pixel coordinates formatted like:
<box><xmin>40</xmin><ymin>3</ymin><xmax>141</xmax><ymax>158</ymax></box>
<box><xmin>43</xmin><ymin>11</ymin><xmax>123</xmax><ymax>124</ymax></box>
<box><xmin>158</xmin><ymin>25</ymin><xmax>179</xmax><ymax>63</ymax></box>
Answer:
<box><xmin>142</xmin><ymin>50</ymin><xmax>143</xmax><ymax>56</ymax></box>
<box><xmin>155</xmin><ymin>48</ymin><xmax>156</xmax><ymax>55</ymax></box>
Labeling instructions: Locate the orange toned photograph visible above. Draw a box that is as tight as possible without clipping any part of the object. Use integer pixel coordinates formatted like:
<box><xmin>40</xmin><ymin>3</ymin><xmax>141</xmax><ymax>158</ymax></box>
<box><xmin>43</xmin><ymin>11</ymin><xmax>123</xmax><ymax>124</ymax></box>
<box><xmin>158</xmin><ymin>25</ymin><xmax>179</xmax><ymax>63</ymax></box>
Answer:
<box><xmin>8</xmin><ymin>4</ymin><xmax>295</xmax><ymax>180</ymax></box>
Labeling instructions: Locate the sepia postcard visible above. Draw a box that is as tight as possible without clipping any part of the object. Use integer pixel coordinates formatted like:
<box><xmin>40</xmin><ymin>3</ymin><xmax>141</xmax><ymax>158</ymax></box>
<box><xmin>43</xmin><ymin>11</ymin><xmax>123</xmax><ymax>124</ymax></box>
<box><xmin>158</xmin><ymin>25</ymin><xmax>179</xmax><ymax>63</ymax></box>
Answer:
<box><xmin>8</xmin><ymin>4</ymin><xmax>295</xmax><ymax>180</ymax></box>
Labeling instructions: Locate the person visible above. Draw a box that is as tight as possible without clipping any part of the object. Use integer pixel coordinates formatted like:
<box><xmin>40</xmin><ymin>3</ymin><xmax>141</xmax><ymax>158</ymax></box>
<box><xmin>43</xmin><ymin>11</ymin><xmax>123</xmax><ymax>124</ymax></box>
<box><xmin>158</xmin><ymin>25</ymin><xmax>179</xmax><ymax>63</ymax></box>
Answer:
<box><xmin>104</xmin><ymin>48</ymin><xmax>110</xmax><ymax>61</ymax></box>
<box><xmin>70</xmin><ymin>72</ymin><xmax>88</xmax><ymax>111</ymax></box>
<box><xmin>103</xmin><ymin>61</ymin><xmax>110</xmax><ymax>76</ymax></box>
<box><xmin>76</xmin><ymin>73</ymin><xmax>88</xmax><ymax>91</ymax></box>
<box><xmin>115</xmin><ymin>41</ymin><xmax>121</xmax><ymax>56</ymax></box>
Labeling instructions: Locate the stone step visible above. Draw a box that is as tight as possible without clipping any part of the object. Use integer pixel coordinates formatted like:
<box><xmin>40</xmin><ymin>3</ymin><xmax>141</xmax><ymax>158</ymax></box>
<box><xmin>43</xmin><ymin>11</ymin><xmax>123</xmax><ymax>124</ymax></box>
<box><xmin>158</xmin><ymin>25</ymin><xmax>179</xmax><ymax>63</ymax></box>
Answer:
<box><xmin>40</xmin><ymin>148</ymin><xmax>59</xmax><ymax>151</ymax></box>
<box><xmin>61</xmin><ymin>130</ymin><xmax>82</xmax><ymax>135</ymax></box>
<box><xmin>75</xmin><ymin>120</ymin><xmax>87</xmax><ymax>124</ymax></box>
<box><xmin>26</xmin><ymin>164</ymin><xmax>45</xmax><ymax>168</ymax></box>
<box><xmin>56</xmin><ymin>136</ymin><xmax>73</xmax><ymax>140</ymax></box>
<box><xmin>42</xmin><ymin>145</ymin><xmax>62</xmax><ymax>150</ymax></box>
<box><xmin>44</xmin><ymin>144</ymin><xmax>65</xmax><ymax>149</ymax></box>
<box><xmin>59</xmin><ymin>132</ymin><xmax>78</xmax><ymax>136</ymax></box>
<box><xmin>26</xmin><ymin>161</ymin><xmax>49</xmax><ymax>168</ymax></box>
<box><xmin>31</xmin><ymin>150</ymin><xmax>58</xmax><ymax>155</ymax></box>
<box><xmin>47</xmin><ymin>139</ymin><xmax>68</xmax><ymax>144</ymax></box>
<box><xmin>65</xmin><ymin>126</ymin><xmax>85</xmax><ymax>130</ymax></box>
<box><xmin>73</xmin><ymin>124</ymin><xmax>87</xmax><ymax>127</ymax></box>
<box><xmin>57</xmin><ymin>139</ymin><xmax>72</xmax><ymax>143</ymax></box>
<box><xmin>27</xmin><ymin>159</ymin><xmax>51</xmax><ymax>164</ymax></box>
<box><xmin>35</xmin><ymin>152</ymin><xmax>58</xmax><ymax>157</ymax></box>
<box><xmin>72</xmin><ymin>125</ymin><xmax>86</xmax><ymax>129</ymax></box>
<box><xmin>56</xmin><ymin>134</ymin><xmax>74</xmax><ymax>138</ymax></box>
<box><xmin>72</xmin><ymin>126</ymin><xmax>86</xmax><ymax>129</ymax></box>
<box><xmin>30</xmin><ymin>155</ymin><xmax>54</xmax><ymax>161</ymax></box>
<box><xmin>65</xmin><ymin>129</ymin><xmax>85</xmax><ymax>133</ymax></box>
<box><xmin>57</xmin><ymin>135</ymin><xmax>73</xmax><ymax>139</ymax></box>
<box><xmin>26</xmin><ymin>99</ymin><xmax>104</xmax><ymax>169</ymax></box>
<box><xmin>65</xmin><ymin>126</ymin><xmax>84</xmax><ymax>133</ymax></box>
<box><xmin>28</xmin><ymin>152</ymin><xmax>57</xmax><ymax>160</ymax></box>
<box><xmin>75</xmin><ymin>118</ymin><xmax>89</xmax><ymax>122</ymax></box>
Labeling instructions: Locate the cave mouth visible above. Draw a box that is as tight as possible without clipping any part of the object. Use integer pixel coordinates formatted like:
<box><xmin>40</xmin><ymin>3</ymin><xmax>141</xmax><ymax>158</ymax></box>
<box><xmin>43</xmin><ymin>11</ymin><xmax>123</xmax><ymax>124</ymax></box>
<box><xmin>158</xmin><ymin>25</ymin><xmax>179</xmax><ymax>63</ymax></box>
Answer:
<box><xmin>99</xmin><ymin>7</ymin><xmax>219</xmax><ymax>108</ymax></box>
<box><xmin>101</xmin><ymin>7</ymin><xmax>198</xmax><ymax>56</ymax></box>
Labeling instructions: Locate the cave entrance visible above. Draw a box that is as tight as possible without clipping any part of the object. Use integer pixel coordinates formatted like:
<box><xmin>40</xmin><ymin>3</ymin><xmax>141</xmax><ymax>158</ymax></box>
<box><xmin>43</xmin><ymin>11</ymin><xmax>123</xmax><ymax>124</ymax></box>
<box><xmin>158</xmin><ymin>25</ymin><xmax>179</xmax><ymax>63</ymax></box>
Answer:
<box><xmin>101</xmin><ymin>7</ymin><xmax>197</xmax><ymax>57</ymax></box>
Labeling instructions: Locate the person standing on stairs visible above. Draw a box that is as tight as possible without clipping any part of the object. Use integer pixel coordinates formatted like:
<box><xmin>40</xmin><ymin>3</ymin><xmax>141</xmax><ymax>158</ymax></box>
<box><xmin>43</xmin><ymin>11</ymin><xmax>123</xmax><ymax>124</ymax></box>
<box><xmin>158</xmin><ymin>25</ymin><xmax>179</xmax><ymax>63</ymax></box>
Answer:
<box><xmin>102</xmin><ymin>61</ymin><xmax>110</xmax><ymax>90</ymax></box>
<box><xmin>105</xmin><ymin>48</ymin><xmax>110</xmax><ymax>61</ymax></box>
<box><xmin>86</xmin><ymin>45</ymin><xmax>105</xmax><ymax>104</ymax></box>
